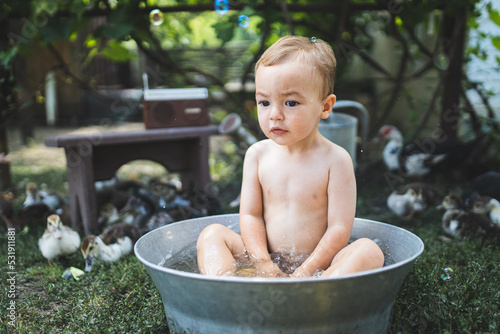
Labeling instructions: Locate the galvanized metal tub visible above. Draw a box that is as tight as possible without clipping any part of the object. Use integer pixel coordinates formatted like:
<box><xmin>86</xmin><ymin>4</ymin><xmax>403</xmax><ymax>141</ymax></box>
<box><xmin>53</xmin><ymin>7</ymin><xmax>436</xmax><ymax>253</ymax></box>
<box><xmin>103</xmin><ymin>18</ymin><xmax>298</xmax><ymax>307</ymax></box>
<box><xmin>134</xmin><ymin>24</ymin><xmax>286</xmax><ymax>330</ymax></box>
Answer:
<box><xmin>135</xmin><ymin>214</ymin><xmax>424</xmax><ymax>334</ymax></box>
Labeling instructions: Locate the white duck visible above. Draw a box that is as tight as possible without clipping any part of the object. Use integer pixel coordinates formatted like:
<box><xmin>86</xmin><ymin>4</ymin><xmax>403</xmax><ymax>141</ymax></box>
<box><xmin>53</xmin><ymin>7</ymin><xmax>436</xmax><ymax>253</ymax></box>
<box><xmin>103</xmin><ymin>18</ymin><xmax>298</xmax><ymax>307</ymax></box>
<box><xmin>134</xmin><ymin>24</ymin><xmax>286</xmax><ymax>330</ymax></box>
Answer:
<box><xmin>376</xmin><ymin>125</ymin><xmax>481</xmax><ymax>177</ymax></box>
<box><xmin>376</xmin><ymin>126</ymin><xmax>446</xmax><ymax>176</ymax></box>
<box><xmin>38</xmin><ymin>214</ymin><xmax>81</xmax><ymax>264</ymax></box>
<box><xmin>80</xmin><ymin>223</ymin><xmax>141</xmax><ymax>272</ymax></box>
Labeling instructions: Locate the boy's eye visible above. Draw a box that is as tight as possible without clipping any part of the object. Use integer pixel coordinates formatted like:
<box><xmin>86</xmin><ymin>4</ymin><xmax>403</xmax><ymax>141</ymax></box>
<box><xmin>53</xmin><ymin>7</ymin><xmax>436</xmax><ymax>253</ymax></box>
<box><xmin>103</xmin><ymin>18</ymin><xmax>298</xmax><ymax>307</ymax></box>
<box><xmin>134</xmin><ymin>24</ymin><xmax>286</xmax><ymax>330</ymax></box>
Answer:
<box><xmin>285</xmin><ymin>101</ymin><xmax>299</xmax><ymax>107</ymax></box>
<box><xmin>258</xmin><ymin>100</ymin><xmax>270</xmax><ymax>107</ymax></box>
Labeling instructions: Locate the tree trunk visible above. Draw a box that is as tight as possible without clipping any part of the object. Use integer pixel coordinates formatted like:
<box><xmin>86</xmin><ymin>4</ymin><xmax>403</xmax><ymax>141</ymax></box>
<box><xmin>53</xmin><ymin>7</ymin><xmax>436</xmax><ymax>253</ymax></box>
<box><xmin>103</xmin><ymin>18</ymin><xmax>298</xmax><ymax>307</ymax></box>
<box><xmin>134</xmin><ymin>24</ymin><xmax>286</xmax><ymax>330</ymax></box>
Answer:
<box><xmin>440</xmin><ymin>8</ymin><xmax>467</xmax><ymax>143</ymax></box>
<box><xmin>0</xmin><ymin>19</ymin><xmax>13</xmax><ymax>191</ymax></box>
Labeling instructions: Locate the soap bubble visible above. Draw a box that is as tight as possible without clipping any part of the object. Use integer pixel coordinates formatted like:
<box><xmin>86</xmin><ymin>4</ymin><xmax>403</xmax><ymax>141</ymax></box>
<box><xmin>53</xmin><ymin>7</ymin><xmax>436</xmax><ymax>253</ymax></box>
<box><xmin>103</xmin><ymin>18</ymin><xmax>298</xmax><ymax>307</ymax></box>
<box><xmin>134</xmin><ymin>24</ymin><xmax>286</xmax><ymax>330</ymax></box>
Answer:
<box><xmin>215</xmin><ymin>0</ymin><xmax>229</xmax><ymax>15</ymax></box>
<box><xmin>441</xmin><ymin>267</ymin><xmax>454</xmax><ymax>281</ymax></box>
<box><xmin>238</xmin><ymin>15</ymin><xmax>249</xmax><ymax>28</ymax></box>
<box><xmin>166</xmin><ymin>231</ymin><xmax>173</xmax><ymax>239</ymax></box>
<box><xmin>149</xmin><ymin>9</ymin><xmax>164</xmax><ymax>26</ymax></box>
<box><xmin>434</xmin><ymin>52</ymin><xmax>449</xmax><ymax>70</ymax></box>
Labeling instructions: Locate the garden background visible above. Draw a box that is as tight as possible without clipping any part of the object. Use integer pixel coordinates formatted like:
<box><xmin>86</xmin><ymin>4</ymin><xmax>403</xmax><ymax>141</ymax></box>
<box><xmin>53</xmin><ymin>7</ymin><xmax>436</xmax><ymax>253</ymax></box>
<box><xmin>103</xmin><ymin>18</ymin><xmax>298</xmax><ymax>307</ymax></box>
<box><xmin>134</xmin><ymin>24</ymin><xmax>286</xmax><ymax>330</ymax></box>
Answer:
<box><xmin>1</xmin><ymin>0</ymin><xmax>499</xmax><ymax>333</ymax></box>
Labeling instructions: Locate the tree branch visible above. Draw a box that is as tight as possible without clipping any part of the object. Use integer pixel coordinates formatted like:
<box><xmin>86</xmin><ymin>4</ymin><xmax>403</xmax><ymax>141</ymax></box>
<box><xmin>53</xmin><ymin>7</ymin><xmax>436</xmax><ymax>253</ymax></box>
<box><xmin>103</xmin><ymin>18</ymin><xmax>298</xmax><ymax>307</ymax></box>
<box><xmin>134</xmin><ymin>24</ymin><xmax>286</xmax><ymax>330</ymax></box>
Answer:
<box><xmin>280</xmin><ymin>0</ymin><xmax>295</xmax><ymax>35</ymax></box>
<box><xmin>411</xmin><ymin>73</ymin><xmax>444</xmax><ymax>140</ymax></box>
<box><xmin>370</xmin><ymin>13</ymin><xmax>411</xmax><ymax>134</ymax></box>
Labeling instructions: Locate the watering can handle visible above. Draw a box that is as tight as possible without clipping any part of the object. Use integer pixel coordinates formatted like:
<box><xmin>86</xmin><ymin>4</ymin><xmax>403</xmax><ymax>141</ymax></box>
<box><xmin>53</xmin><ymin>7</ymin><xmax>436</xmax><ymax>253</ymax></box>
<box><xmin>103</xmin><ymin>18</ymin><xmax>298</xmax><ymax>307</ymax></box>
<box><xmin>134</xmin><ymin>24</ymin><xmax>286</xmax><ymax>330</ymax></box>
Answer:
<box><xmin>332</xmin><ymin>100</ymin><xmax>370</xmax><ymax>146</ymax></box>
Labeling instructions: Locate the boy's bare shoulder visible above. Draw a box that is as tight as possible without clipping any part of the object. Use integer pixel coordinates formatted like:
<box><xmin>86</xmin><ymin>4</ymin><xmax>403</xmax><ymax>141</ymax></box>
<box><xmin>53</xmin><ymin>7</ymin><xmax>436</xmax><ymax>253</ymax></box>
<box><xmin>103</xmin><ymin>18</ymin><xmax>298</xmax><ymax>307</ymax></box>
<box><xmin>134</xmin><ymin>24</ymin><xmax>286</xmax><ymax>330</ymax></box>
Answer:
<box><xmin>246</xmin><ymin>139</ymin><xmax>274</xmax><ymax>156</ymax></box>
<box><xmin>321</xmin><ymin>138</ymin><xmax>353</xmax><ymax>168</ymax></box>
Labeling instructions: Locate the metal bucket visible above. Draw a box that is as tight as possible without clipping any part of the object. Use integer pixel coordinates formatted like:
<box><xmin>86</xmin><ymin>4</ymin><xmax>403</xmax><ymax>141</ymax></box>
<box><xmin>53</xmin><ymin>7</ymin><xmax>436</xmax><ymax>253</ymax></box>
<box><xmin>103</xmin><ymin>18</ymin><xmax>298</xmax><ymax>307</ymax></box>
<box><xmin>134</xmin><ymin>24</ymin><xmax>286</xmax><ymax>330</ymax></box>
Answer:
<box><xmin>135</xmin><ymin>214</ymin><xmax>424</xmax><ymax>334</ymax></box>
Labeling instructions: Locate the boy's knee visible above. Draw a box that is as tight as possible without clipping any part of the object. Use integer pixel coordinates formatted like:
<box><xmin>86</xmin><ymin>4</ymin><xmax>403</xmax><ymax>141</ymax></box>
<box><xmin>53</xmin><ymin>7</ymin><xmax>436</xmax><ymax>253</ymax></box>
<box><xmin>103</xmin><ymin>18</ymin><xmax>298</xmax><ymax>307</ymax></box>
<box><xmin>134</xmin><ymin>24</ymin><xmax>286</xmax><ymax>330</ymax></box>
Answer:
<box><xmin>198</xmin><ymin>224</ymin><xmax>226</xmax><ymax>242</ymax></box>
<box><xmin>353</xmin><ymin>238</ymin><xmax>384</xmax><ymax>268</ymax></box>
<box><xmin>201</xmin><ymin>223</ymin><xmax>227</xmax><ymax>235</ymax></box>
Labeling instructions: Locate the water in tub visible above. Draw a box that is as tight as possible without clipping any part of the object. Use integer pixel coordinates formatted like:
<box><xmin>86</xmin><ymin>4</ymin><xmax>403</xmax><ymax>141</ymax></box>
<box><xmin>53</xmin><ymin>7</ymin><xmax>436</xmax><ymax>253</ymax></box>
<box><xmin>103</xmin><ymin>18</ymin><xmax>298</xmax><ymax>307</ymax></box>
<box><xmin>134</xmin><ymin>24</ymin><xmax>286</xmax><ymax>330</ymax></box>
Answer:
<box><xmin>160</xmin><ymin>237</ymin><xmax>394</xmax><ymax>277</ymax></box>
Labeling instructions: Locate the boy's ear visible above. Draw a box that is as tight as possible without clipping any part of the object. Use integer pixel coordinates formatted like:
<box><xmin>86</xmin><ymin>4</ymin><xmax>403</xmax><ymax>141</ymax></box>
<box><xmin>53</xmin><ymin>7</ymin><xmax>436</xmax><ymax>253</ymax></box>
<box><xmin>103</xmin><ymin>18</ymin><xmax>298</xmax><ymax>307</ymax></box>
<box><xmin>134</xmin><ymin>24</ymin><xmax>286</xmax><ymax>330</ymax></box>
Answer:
<box><xmin>320</xmin><ymin>94</ymin><xmax>336</xmax><ymax>119</ymax></box>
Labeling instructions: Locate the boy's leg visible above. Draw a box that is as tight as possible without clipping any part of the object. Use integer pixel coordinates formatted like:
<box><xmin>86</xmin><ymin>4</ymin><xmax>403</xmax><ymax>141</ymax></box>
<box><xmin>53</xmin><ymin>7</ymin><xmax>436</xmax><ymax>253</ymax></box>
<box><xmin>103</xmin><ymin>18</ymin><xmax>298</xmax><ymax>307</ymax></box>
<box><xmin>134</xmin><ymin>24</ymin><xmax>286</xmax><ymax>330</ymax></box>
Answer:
<box><xmin>321</xmin><ymin>238</ymin><xmax>384</xmax><ymax>277</ymax></box>
<box><xmin>197</xmin><ymin>224</ymin><xmax>246</xmax><ymax>276</ymax></box>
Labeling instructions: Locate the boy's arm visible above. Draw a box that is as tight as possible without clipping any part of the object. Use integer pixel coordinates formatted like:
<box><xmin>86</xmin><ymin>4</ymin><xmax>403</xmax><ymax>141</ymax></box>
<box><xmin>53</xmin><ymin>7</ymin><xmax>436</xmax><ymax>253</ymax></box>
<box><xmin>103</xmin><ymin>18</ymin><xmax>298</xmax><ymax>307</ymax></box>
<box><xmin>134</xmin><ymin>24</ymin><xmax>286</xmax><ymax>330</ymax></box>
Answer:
<box><xmin>291</xmin><ymin>148</ymin><xmax>356</xmax><ymax>277</ymax></box>
<box><xmin>239</xmin><ymin>145</ymin><xmax>285</xmax><ymax>276</ymax></box>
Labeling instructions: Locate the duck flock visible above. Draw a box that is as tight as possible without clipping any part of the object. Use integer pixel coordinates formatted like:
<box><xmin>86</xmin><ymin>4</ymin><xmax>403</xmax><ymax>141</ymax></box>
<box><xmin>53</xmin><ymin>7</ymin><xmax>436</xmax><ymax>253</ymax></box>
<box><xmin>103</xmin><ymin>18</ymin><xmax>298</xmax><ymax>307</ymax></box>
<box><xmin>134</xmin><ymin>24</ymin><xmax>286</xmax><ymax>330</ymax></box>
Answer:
<box><xmin>0</xmin><ymin>124</ymin><xmax>499</xmax><ymax>272</ymax></box>
<box><xmin>377</xmin><ymin>124</ymin><xmax>500</xmax><ymax>244</ymax></box>
<box><xmin>0</xmin><ymin>176</ymin><xmax>221</xmax><ymax>272</ymax></box>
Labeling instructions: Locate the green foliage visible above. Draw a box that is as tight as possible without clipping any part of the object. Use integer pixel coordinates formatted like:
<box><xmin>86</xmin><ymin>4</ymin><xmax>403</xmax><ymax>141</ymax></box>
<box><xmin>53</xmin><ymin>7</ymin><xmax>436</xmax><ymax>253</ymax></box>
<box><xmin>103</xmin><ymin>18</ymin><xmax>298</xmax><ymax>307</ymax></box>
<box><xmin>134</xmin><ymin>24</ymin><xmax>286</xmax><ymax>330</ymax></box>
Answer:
<box><xmin>101</xmin><ymin>40</ymin><xmax>137</xmax><ymax>62</ymax></box>
<box><xmin>38</xmin><ymin>17</ymin><xmax>80</xmax><ymax>43</ymax></box>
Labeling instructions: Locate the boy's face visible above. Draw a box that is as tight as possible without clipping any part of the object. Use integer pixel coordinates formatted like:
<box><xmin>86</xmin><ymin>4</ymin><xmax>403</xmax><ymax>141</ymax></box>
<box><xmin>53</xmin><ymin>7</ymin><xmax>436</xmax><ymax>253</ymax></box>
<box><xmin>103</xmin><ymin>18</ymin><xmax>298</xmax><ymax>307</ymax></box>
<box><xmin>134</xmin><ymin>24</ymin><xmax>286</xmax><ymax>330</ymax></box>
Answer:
<box><xmin>255</xmin><ymin>60</ymin><xmax>335</xmax><ymax>147</ymax></box>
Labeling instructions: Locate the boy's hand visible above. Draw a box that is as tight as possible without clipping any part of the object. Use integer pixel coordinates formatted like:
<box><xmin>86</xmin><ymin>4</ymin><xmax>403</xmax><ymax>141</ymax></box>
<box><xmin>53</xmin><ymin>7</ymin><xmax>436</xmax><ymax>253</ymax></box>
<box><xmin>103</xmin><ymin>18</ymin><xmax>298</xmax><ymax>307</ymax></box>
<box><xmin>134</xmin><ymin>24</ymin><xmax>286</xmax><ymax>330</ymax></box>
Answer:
<box><xmin>255</xmin><ymin>259</ymin><xmax>288</xmax><ymax>278</ymax></box>
<box><xmin>290</xmin><ymin>268</ymin><xmax>313</xmax><ymax>278</ymax></box>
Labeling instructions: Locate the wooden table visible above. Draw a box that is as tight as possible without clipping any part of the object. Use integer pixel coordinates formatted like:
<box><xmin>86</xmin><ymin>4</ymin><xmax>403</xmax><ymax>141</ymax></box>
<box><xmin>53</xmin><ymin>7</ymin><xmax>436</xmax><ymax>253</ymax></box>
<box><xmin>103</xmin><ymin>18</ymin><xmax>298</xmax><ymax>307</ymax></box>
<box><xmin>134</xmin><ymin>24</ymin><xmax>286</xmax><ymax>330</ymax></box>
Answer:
<box><xmin>45</xmin><ymin>125</ymin><xmax>219</xmax><ymax>235</ymax></box>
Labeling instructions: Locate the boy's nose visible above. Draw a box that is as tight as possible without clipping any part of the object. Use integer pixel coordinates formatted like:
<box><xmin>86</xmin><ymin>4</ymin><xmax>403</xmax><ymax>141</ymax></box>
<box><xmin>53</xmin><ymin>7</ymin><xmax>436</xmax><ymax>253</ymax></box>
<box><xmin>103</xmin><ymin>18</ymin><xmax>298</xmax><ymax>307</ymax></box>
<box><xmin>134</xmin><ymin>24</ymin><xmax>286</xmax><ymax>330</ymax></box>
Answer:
<box><xmin>269</xmin><ymin>105</ymin><xmax>284</xmax><ymax>121</ymax></box>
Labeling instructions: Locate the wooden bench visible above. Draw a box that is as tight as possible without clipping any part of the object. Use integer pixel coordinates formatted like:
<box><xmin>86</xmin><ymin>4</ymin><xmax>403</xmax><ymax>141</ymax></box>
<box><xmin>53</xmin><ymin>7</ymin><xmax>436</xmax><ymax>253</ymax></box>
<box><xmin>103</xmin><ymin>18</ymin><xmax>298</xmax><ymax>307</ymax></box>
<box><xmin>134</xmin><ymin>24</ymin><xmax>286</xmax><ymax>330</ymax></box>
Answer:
<box><xmin>45</xmin><ymin>125</ymin><xmax>219</xmax><ymax>235</ymax></box>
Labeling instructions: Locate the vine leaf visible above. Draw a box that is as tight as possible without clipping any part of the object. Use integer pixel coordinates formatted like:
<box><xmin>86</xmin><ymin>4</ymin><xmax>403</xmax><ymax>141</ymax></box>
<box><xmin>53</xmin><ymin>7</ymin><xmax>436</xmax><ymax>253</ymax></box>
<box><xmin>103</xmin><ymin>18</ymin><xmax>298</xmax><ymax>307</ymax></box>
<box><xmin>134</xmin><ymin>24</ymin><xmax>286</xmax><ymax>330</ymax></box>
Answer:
<box><xmin>101</xmin><ymin>40</ymin><xmax>137</xmax><ymax>62</ymax></box>
<box><xmin>491</xmin><ymin>36</ymin><xmax>500</xmax><ymax>51</ymax></box>
<box><xmin>487</xmin><ymin>5</ymin><xmax>500</xmax><ymax>27</ymax></box>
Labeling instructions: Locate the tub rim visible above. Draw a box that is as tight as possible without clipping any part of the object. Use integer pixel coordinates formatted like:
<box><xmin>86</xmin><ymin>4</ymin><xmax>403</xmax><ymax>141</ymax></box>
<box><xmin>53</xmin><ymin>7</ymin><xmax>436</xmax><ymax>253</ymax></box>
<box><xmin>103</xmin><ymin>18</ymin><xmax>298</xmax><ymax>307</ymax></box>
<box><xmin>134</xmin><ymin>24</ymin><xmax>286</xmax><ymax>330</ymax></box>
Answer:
<box><xmin>134</xmin><ymin>214</ymin><xmax>424</xmax><ymax>284</ymax></box>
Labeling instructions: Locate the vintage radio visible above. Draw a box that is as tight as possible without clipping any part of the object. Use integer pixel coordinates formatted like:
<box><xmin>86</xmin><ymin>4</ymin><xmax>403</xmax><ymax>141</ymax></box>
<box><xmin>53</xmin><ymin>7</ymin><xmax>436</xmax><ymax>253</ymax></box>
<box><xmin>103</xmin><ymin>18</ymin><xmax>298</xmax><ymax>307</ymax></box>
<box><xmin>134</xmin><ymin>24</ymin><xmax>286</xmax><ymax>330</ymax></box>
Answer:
<box><xmin>142</xmin><ymin>88</ymin><xmax>210</xmax><ymax>129</ymax></box>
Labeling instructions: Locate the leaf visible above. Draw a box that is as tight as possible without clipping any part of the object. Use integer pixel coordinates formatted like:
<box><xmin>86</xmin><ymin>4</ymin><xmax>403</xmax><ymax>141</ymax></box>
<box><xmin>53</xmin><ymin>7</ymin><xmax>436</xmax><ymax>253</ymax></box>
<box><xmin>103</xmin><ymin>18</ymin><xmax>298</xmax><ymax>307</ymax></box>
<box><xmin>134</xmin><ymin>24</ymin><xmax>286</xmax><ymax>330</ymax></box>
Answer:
<box><xmin>491</xmin><ymin>36</ymin><xmax>500</xmax><ymax>51</ymax></box>
<box><xmin>101</xmin><ymin>40</ymin><xmax>136</xmax><ymax>62</ymax></box>
<box><xmin>212</xmin><ymin>16</ymin><xmax>236</xmax><ymax>45</ymax></box>
<box><xmin>38</xmin><ymin>17</ymin><xmax>74</xmax><ymax>43</ymax></box>
<box><xmin>0</xmin><ymin>45</ymin><xmax>18</xmax><ymax>69</ymax></box>
<box><xmin>487</xmin><ymin>5</ymin><xmax>500</xmax><ymax>27</ymax></box>
<box><xmin>93</xmin><ymin>23</ymin><xmax>132</xmax><ymax>40</ymax></box>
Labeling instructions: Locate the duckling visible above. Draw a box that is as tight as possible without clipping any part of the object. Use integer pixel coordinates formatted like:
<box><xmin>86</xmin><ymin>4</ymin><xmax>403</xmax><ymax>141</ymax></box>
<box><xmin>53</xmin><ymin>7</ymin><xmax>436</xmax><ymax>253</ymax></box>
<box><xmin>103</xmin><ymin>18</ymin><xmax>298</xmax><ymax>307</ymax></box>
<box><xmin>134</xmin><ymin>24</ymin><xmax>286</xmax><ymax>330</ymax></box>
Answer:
<box><xmin>376</xmin><ymin>125</ymin><xmax>481</xmax><ymax>177</ymax></box>
<box><xmin>148</xmin><ymin>178</ymin><xmax>178</xmax><ymax>210</ymax></box>
<box><xmin>471</xmin><ymin>196</ymin><xmax>500</xmax><ymax>227</ymax></box>
<box><xmin>16</xmin><ymin>203</ymin><xmax>53</xmax><ymax>231</ymax></box>
<box><xmin>139</xmin><ymin>211</ymin><xmax>175</xmax><ymax>234</ymax></box>
<box><xmin>461</xmin><ymin>171</ymin><xmax>500</xmax><ymax>209</ymax></box>
<box><xmin>97</xmin><ymin>203</ymin><xmax>122</xmax><ymax>228</ymax></box>
<box><xmin>119</xmin><ymin>195</ymin><xmax>155</xmax><ymax>228</ymax></box>
<box><xmin>23</xmin><ymin>182</ymin><xmax>40</xmax><ymax>207</ymax></box>
<box><xmin>96</xmin><ymin>187</ymin><xmax>132</xmax><ymax>212</ymax></box>
<box><xmin>387</xmin><ymin>183</ymin><xmax>441</xmax><ymax>219</ymax></box>
<box><xmin>439</xmin><ymin>194</ymin><xmax>500</xmax><ymax>243</ymax></box>
<box><xmin>38</xmin><ymin>214</ymin><xmax>81</xmax><ymax>264</ymax></box>
<box><xmin>38</xmin><ymin>183</ymin><xmax>66</xmax><ymax>211</ymax></box>
<box><xmin>80</xmin><ymin>223</ymin><xmax>141</xmax><ymax>272</ymax></box>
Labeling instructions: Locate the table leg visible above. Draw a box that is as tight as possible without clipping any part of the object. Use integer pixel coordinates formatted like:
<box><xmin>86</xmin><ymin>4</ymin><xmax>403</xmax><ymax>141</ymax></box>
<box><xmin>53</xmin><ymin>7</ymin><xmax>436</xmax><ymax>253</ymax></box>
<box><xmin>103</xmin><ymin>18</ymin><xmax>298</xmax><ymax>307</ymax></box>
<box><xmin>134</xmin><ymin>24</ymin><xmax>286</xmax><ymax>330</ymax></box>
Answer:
<box><xmin>65</xmin><ymin>146</ymin><xmax>98</xmax><ymax>235</ymax></box>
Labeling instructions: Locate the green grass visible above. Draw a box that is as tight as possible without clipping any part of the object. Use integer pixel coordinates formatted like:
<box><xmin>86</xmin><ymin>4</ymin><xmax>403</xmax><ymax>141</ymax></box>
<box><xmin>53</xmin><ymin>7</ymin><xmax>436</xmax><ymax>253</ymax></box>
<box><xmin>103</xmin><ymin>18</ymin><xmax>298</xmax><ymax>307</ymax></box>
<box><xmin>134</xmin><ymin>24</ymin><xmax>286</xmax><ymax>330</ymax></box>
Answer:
<box><xmin>1</xmin><ymin>164</ymin><xmax>499</xmax><ymax>333</ymax></box>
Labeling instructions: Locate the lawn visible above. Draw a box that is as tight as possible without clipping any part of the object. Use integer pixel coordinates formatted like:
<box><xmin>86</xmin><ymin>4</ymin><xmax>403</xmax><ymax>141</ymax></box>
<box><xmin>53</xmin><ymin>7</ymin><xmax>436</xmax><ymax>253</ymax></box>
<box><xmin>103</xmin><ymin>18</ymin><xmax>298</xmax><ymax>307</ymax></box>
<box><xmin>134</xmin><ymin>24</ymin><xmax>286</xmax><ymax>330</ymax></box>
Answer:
<box><xmin>0</xmin><ymin>127</ymin><xmax>499</xmax><ymax>333</ymax></box>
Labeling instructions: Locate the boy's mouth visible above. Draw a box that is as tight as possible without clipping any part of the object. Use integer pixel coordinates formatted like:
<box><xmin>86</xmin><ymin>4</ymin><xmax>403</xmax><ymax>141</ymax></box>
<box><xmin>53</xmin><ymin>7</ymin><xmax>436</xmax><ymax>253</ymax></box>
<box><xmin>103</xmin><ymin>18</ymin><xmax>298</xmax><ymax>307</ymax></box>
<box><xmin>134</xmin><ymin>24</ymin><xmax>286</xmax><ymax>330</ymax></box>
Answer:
<box><xmin>271</xmin><ymin>127</ymin><xmax>287</xmax><ymax>135</ymax></box>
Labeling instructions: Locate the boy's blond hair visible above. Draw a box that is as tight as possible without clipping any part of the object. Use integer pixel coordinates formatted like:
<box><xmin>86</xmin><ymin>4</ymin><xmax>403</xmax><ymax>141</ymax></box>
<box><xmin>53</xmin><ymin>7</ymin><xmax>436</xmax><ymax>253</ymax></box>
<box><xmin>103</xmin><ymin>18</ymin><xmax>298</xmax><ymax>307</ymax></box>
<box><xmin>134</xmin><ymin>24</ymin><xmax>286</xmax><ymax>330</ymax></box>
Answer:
<box><xmin>255</xmin><ymin>36</ymin><xmax>337</xmax><ymax>98</ymax></box>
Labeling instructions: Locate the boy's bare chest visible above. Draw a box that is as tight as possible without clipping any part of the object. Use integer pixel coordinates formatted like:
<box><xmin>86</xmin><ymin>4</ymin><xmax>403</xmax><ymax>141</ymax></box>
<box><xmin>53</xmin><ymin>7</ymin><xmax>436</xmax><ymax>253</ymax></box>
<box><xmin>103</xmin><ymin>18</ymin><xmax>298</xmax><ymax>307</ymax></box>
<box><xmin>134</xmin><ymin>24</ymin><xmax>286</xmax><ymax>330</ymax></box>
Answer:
<box><xmin>259</xmin><ymin>158</ymin><xmax>329</xmax><ymax>202</ymax></box>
